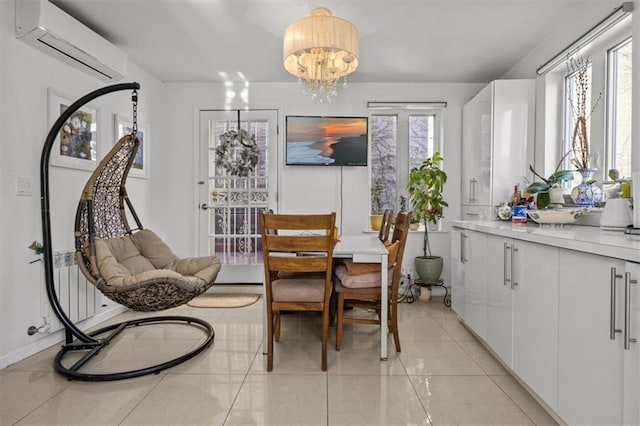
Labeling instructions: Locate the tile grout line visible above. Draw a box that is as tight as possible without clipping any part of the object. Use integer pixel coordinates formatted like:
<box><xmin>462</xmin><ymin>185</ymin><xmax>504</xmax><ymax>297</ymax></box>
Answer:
<box><xmin>221</xmin><ymin>341</ymin><xmax>263</xmax><ymax>425</ymax></box>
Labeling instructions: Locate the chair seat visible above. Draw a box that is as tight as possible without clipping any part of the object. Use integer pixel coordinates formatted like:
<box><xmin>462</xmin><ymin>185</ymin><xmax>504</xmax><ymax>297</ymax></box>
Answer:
<box><xmin>333</xmin><ymin>264</ymin><xmax>394</xmax><ymax>291</ymax></box>
<box><xmin>272</xmin><ymin>277</ymin><xmax>326</xmax><ymax>302</ymax></box>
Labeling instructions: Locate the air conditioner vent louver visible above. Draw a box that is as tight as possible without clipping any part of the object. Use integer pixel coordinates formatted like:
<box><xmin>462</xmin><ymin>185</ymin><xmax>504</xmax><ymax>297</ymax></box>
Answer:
<box><xmin>15</xmin><ymin>0</ymin><xmax>127</xmax><ymax>81</ymax></box>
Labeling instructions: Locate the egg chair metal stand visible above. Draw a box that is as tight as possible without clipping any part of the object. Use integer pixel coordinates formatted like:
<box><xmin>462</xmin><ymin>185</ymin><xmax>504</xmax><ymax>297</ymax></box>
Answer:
<box><xmin>40</xmin><ymin>83</ymin><xmax>215</xmax><ymax>381</ymax></box>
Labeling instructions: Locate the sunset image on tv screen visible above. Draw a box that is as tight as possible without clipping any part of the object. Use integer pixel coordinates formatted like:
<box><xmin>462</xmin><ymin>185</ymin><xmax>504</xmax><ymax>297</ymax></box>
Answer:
<box><xmin>286</xmin><ymin>116</ymin><xmax>368</xmax><ymax>166</ymax></box>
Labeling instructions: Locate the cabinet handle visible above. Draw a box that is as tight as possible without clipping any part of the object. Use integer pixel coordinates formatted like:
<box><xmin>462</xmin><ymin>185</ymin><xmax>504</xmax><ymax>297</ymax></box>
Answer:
<box><xmin>624</xmin><ymin>272</ymin><xmax>637</xmax><ymax>350</ymax></box>
<box><xmin>610</xmin><ymin>267</ymin><xmax>623</xmax><ymax>340</ymax></box>
<box><xmin>511</xmin><ymin>246</ymin><xmax>518</xmax><ymax>289</ymax></box>
<box><xmin>470</xmin><ymin>178</ymin><xmax>477</xmax><ymax>203</ymax></box>
<box><xmin>460</xmin><ymin>233</ymin><xmax>468</xmax><ymax>264</ymax></box>
<box><xmin>503</xmin><ymin>242</ymin><xmax>511</xmax><ymax>286</ymax></box>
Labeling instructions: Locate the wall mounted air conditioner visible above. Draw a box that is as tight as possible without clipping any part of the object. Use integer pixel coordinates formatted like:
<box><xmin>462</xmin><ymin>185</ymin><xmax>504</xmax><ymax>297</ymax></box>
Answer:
<box><xmin>15</xmin><ymin>0</ymin><xmax>127</xmax><ymax>81</ymax></box>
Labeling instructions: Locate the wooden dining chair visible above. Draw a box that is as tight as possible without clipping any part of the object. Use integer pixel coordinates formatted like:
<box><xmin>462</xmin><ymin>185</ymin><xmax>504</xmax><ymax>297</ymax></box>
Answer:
<box><xmin>378</xmin><ymin>209</ymin><xmax>394</xmax><ymax>242</ymax></box>
<box><xmin>260</xmin><ymin>211</ymin><xmax>337</xmax><ymax>371</ymax></box>
<box><xmin>333</xmin><ymin>211</ymin><xmax>412</xmax><ymax>352</ymax></box>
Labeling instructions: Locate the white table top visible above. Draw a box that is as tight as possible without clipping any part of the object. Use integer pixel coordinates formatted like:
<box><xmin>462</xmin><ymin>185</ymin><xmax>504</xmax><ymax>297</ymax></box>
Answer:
<box><xmin>334</xmin><ymin>235</ymin><xmax>388</xmax><ymax>262</ymax></box>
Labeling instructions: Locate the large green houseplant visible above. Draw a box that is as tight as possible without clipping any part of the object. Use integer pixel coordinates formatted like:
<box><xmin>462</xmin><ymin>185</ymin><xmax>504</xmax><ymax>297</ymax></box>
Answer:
<box><xmin>407</xmin><ymin>152</ymin><xmax>448</xmax><ymax>283</ymax></box>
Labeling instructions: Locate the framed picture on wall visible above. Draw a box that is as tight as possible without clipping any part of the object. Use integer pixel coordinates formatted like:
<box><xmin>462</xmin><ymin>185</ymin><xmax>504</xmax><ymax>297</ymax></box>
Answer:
<box><xmin>114</xmin><ymin>114</ymin><xmax>150</xmax><ymax>179</ymax></box>
<box><xmin>48</xmin><ymin>88</ymin><xmax>100</xmax><ymax>171</ymax></box>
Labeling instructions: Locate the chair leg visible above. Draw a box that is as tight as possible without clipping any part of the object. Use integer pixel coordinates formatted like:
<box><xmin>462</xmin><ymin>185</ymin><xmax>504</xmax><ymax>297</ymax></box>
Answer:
<box><xmin>390</xmin><ymin>302</ymin><xmax>401</xmax><ymax>353</ymax></box>
<box><xmin>321</xmin><ymin>309</ymin><xmax>329</xmax><ymax>371</ymax></box>
<box><xmin>329</xmin><ymin>289</ymin><xmax>337</xmax><ymax>327</ymax></box>
<box><xmin>335</xmin><ymin>294</ymin><xmax>344</xmax><ymax>351</ymax></box>
<box><xmin>267</xmin><ymin>308</ymin><xmax>274</xmax><ymax>372</ymax></box>
<box><xmin>274</xmin><ymin>312</ymin><xmax>281</xmax><ymax>342</ymax></box>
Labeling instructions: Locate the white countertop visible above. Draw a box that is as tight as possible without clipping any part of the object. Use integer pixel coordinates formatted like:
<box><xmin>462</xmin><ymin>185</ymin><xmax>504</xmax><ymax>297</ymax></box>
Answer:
<box><xmin>451</xmin><ymin>220</ymin><xmax>640</xmax><ymax>263</ymax></box>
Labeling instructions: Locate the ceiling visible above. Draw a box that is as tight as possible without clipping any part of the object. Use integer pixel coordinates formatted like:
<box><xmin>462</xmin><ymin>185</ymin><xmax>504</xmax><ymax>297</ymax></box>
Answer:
<box><xmin>50</xmin><ymin>0</ymin><xmax>625</xmax><ymax>84</ymax></box>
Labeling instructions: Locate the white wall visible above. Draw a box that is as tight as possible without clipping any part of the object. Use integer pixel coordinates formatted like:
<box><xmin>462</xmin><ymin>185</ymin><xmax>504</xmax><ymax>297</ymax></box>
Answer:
<box><xmin>162</xmin><ymin>82</ymin><xmax>482</xmax><ymax>286</ymax></box>
<box><xmin>0</xmin><ymin>0</ymin><xmax>165</xmax><ymax>368</ymax></box>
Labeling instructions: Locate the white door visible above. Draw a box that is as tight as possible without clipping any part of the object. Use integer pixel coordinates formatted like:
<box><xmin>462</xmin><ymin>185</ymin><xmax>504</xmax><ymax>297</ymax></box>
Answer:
<box><xmin>198</xmin><ymin>109</ymin><xmax>278</xmax><ymax>283</ymax></box>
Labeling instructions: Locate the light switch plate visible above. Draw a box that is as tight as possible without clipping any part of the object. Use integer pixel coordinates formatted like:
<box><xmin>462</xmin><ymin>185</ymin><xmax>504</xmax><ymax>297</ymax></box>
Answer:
<box><xmin>16</xmin><ymin>177</ymin><xmax>33</xmax><ymax>196</ymax></box>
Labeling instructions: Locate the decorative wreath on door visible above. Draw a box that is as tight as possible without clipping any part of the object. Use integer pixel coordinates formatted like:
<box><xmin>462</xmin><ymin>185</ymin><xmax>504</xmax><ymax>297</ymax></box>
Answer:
<box><xmin>215</xmin><ymin>129</ymin><xmax>259</xmax><ymax>177</ymax></box>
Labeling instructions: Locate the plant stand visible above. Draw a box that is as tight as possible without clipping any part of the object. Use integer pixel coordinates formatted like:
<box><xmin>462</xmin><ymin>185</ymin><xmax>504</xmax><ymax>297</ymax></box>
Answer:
<box><xmin>411</xmin><ymin>278</ymin><xmax>451</xmax><ymax>307</ymax></box>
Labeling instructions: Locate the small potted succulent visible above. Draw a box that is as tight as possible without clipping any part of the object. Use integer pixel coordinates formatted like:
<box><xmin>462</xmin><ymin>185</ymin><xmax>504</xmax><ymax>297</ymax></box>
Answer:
<box><xmin>526</xmin><ymin>152</ymin><xmax>574</xmax><ymax>209</ymax></box>
<box><xmin>370</xmin><ymin>178</ymin><xmax>384</xmax><ymax>231</ymax></box>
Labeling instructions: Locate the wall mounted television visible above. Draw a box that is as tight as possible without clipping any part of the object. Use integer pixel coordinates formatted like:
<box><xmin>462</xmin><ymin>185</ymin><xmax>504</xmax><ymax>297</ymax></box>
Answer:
<box><xmin>285</xmin><ymin>116</ymin><xmax>368</xmax><ymax>166</ymax></box>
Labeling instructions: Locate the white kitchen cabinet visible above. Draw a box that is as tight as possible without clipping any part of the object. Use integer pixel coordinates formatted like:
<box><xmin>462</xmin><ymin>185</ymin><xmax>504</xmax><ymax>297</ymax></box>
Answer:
<box><xmin>623</xmin><ymin>261</ymin><xmax>640</xmax><ymax>425</ymax></box>
<box><xmin>557</xmin><ymin>249</ymin><xmax>625</xmax><ymax>425</ymax></box>
<box><xmin>461</xmin><ymin>79</ymin><xmax>534</xmax><ymax>217</ymax></box>
<box><xmin>512</xmin><ymin>240</ymin><xmax>558</xmax><ymax>410</ymax></box>
<box><xmin>485</xmin><ymin>234</ymin><xmax>514</xmax><ymax>369</ymax></box>
<box><xmin>463</xmin><ymin>230</ymin><xmax>487</xmax><ymax>340</ymax></box>
<box><xmin>450</xmin><ymin>228</ymin><xmax>487</xmax><ymax>339</ymax></box>
<box><xmin>450</xmin><ymin>227</ymin><xmax>466</xmax><ymax>319</ymax></box>
<box><xmin>557</xmin><ymin>250</ymin><xmax>640</xmax><ymax>425</ymax></box>
<box><xmin>450</xmin><ymin>220</ymin><xmax>640</xmax><ymax>424</ymax></box>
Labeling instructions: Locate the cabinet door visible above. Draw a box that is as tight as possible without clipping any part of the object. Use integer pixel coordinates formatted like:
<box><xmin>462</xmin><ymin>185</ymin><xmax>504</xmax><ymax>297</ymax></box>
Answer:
<box><xmin>463</xmin><ymin>230</ymin><xmax>487</xmax><ymax>340</ymax></box>
<box><xmin>512</xmin><ymin>240</ymin><xmax>558</xmax><ymax>410</ymax></box>
<box><xmin>624</xmin><ymin>261</ymin><xmax>640</xmax><ymax>425</ymax></box>
<box><xmin>461</xmin><ymin>84</ymin><xmax>492</xmax><ymax>206</ymax></box>
<box><xmin>486</xmin><ymin>234</ymin><xmax>513</xmax><ymax>368</ymax></box>
<box><xmin>557</xmin><ymin>249</ymin><xmax>625</xmax><ymax>425</ymax></box>
<box><xmin>474</xmin><ymin>84</ymin><xmax>492</xmax><ymax>206</ymax></box>
<box><xmin>461</xmin><ymin>99</ymin><xmax>481</xmax><ymax>205</ymax></box>
<box><xmin>491</xmin><ymin>80</ymin><xmax>535</xmax><ymax>204</ymax></box>
<box><xmin>450</xmin><ymin>227</ymin><xmax>466</xmax><ymax>318</ymax></box>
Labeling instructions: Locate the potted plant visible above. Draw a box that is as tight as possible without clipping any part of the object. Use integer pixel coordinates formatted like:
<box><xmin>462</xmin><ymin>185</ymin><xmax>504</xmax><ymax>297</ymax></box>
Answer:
<box><xmin>407</xmin><ymin>152</ymin><xmax>448</xmax><ymax>283</ymax></box>
<box><xmin>525</xmin><ymin>152</ymin><xmax>574</xmax><ymax>209</ymax></box>
<box><xmin>370</xmin><ymin>178</ymin><xmax>384</xmax><ymax>231</ymax></box>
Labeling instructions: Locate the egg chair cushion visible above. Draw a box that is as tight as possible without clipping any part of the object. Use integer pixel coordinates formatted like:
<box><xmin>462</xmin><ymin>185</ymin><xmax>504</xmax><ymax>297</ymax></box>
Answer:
<box><xmin>95</xmin><ymin>229</ymin><xmax>221</xmax><ymax>291</ymax></box>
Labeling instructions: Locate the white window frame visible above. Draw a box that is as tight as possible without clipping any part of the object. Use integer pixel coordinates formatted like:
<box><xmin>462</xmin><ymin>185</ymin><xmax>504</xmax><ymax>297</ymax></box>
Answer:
<box><xmin>368</xmin><ymin>108</ymin><xmax>443</xmax><ymax>216</ymax></box>
<box><xmin>541</xmin><ymin>16</ymin><xmax>631</xmax><ymax>181</ymax></box>
<box><xmin>605</xmin><ymin>36</ymin><xmax>632</xmax><ymax>178</ymax></box>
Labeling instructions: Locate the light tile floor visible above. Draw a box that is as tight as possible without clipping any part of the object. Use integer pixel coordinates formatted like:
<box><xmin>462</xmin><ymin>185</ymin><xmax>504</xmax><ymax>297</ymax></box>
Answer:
<box><xmin>1</xmin><ymin>286</ymin><xmax>558</xmax><ymax>425</ymax></box>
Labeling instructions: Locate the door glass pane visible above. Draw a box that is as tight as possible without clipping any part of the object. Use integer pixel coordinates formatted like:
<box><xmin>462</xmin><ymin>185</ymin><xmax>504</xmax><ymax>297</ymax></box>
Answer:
<box><xmin>609</xmin><ymin>39</ymin><xmax>632</xmax><ymax>178</ymax></box>
<box><xmin>370</xmin><ymin>115</ymin><xmax>397</xmax><ymax>213</ymax></box>
<box><xmin>207</xmin><ymin>115</ymin><xmax>270</xmax><ymax>265</ymax></box>
<box><xmin>565</xmin><ymin>61</ymin><xmax>593</xmax><ymax>169</ymax></box>
<box><xmin>409</xmin><ymin>114</ymin><xmax>435</xmax><ymax>169</ymax></box>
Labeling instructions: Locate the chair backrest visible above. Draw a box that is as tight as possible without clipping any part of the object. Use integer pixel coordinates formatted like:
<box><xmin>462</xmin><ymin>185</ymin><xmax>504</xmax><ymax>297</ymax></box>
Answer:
<box><xmin>260</xmin><ymin>212</ymin><xmax>337</xmax><ymax>302</ymax></box>
<box><xmin>378</xmin><ymin>209</ymin><xmax>394</xmax><ymax>242</ymax></box>
<box><xmin>75</xmin><ymin>134</ymin><xmax>141</xmax><ymax>284</ymax></box>
<box><xmin>389</xmin><ymin>211</ymin><xmax>412</xmax><ymax>297</ymax></box>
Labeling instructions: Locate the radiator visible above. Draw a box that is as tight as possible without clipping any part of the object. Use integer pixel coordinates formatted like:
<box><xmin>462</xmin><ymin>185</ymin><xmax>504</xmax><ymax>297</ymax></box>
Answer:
<box><xmin>46</xmin><ymin>250</ymin><xmax>102</xmax><ymax>332</ymax></box>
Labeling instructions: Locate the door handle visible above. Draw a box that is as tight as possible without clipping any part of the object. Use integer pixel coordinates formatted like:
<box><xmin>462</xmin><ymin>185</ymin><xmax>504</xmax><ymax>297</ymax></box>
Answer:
<box><xmin>504</xmin><ymin>242</ymin><xmax>511</xmax><ymax>286</ymax></box>
<box><xmin>460</xmin><ymin>232</ymin><xmax>468</xmax><ymax>264</ymax></box>
<box><xmin>511</xmin><ymin>246</ymin><xmax>518</xmax><ymax>289</ymax></box>
<box><xmin>469</xmin><ymin>178</ymin><xmax>477</xmax><ymax>203</ymax></box>
<box><xmin>610</xmin><ymin>267</ymin><xmax>623</xmax><ymax>340</ymax></box>
<box><xmin>624</xmin><ymin>272</ymin><xmax>637</xmax><ymax>350</ymax></box>
<box><xmin>200</xmin><ymin>203</ymin><xmax>210</xmax><ymax>211</ymax></box>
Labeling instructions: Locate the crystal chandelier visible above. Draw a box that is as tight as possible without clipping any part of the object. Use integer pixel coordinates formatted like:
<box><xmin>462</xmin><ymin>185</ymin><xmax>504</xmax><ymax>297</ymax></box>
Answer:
<box><xmin>283</xmin><ymin>7</ymin><xmax>359</xmax><ymax>102</ymax></box>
